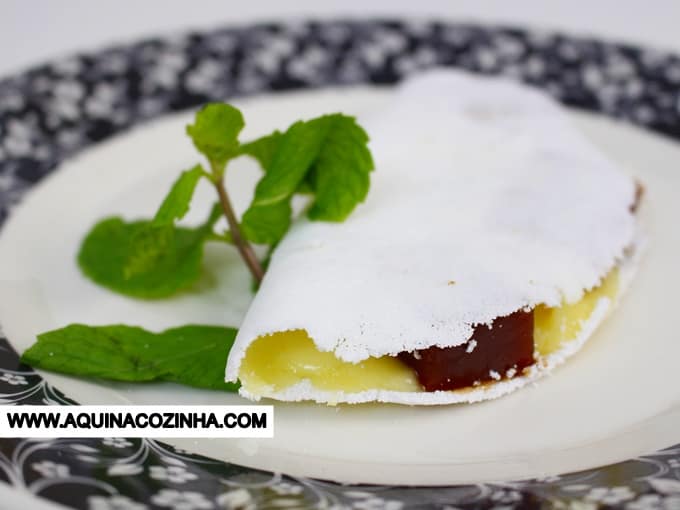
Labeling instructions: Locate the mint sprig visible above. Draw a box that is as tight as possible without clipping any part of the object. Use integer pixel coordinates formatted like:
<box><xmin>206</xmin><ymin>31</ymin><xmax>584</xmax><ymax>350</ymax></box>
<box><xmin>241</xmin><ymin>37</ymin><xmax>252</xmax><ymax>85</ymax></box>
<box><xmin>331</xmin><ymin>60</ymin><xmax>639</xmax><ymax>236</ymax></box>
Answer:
<box><xmin>185</xmin><ymin>103</ymin><xmax>244</xmax><ymax>169</ymax></box>
<box><xmin>152</xmin><ymin>164</ymin><xmax>207</xmax><ymax>226</ymax></box>
<box><xmin>240</xmin><ymin>114</ymin><xmax>374</xmax><ymax>244</ymax></box>
<box><xmin>25</xmin><ymin>103</ymin><xmax>375</xmax><ymax>394</ymax></box>
<box><xmin>239</xmin><ymin>130</ymin><xmax>283</xmax><ymax>170</ymax></box>
<box><xmin>77</xmin><ymin>103</ymin><xmax>373</xmax><ymax>296</ymax></box>
<box><xmin>22</xmin><ymin>324</ymin><xmax>239</xmax><ymax>391</ymax></box>
<box><xmin>78</xmin><ymin>205</ymin><xmax>221</xmax><ymax>298</ymax></box>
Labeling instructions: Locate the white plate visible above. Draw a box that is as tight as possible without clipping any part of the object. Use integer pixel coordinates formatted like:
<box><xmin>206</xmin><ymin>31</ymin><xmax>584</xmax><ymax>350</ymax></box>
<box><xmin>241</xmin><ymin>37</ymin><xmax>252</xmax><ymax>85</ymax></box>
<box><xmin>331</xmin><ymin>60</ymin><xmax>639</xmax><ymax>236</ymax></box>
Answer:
<box><xmin>0</xmin><ymin>87</ymin><xmax>678</xmax><ymax>486</ymax></box>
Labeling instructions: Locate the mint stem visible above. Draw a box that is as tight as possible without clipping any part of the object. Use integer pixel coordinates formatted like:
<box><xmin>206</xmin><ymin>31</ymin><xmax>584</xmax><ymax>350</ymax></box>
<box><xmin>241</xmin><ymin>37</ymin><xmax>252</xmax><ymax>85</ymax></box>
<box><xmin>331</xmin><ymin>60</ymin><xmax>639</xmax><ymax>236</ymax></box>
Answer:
<box><xmin>212</xmin><ymin>177</ymin><xmax>264</xmax><ymax>283</ymax></box>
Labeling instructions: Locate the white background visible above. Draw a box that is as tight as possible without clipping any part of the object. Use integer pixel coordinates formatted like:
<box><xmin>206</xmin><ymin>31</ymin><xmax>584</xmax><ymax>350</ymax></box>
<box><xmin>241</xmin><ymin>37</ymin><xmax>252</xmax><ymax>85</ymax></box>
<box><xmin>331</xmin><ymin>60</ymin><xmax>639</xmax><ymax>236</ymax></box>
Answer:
<box><xmin>2</xmin><ymin>0</ymin><xmax>680</xmax><ymax>78</ymax></box>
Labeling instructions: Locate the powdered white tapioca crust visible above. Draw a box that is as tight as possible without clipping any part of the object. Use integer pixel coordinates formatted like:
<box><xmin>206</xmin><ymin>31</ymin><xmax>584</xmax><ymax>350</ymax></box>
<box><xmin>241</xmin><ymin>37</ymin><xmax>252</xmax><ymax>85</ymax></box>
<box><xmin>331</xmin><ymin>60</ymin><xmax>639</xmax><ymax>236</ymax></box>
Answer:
<box><xmin>225</xmin><ymin>70</ymin><xmax>640</xmax><ymax>403</ymax></box>
<box><xmin>236</xmin><ymin>245</ymin><xmax>639</xmax><ymax>405</ymax></box>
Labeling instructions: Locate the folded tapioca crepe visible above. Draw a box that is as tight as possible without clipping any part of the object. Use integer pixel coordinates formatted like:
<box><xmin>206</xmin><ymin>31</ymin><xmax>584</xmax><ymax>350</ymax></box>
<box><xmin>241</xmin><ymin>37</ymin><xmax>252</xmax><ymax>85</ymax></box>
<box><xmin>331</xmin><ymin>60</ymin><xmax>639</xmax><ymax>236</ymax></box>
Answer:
<box><xmin>225</xmin><ymin>70</ymin><xmax>642</xmax><ymax>405</ymax></box>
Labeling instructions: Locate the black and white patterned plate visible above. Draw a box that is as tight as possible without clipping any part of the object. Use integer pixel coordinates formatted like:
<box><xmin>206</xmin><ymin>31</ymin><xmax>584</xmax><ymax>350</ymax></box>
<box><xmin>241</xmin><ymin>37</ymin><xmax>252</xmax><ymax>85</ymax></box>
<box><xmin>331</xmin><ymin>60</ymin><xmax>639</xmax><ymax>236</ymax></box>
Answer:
<box><xmin>1</xmin><ymin>19</ymin><xmax>680</xmax><ymax>510</ymax></box>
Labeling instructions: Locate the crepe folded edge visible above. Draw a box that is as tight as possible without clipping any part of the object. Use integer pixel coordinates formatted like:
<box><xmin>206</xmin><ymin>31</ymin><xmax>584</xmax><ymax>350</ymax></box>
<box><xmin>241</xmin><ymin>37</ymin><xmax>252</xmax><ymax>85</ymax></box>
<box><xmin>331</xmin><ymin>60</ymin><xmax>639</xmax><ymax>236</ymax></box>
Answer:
<box><xmin>227</xmin><ymin>229</ymin><xmax>643</xmax><ymax>406</ymax></box>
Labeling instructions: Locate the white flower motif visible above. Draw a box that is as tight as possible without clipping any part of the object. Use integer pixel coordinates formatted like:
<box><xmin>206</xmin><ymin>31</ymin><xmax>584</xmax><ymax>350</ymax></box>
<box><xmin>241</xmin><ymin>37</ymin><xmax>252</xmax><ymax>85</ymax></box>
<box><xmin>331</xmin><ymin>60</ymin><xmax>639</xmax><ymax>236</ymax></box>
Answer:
<box><xmin>96</xmin><ymin>51</ymin><xmax>129</xmax><ymax>74</ymax></box>
<box><xmin>604</xmin><ymin>54</ymin><xmax>636</xmax><ymax>80</ymax></box>
<box><xmin>149</xmin><ymin>465</ymin><xmax>198</xmax><ymax>484</ymax></box>
<box><xmin>664</xmin><ymin>496</ymin><xmax>680</xmax><ymax>510</ymax></box>
<box><xmin>360</xmin><ymin>44</ymin><xmax>387</xmax><ymax>68</ymax></box>
<box><xmin>441</xmin><ymin>26</ymin><xmax>473</xmax><ymax>46</ymax></box>
<box><xmin>394</xmin><ymin>46</ymin><xmax>437</xmax><ymax>76</ymax></box>
<box><xmin>490</xmin><ymin>489</ymin><xmax>522</xmax><ymax>503</ymax></box>
<box><xmin>235</xmin><ymin>72</ymin><xmax>265</xmax><ymax>94</ymax></box>
<box><xmin>627</xmin><ymin>494</ymin><xmax>661</xmax><ymax>510</ymax></box>
<box><xmin>0</xmin><ymin>373</ymin><xmax>28</xmax><ymax>385</ymax></box>
<box><xmin>216</xmin><ymin>488</ymin><xmax>254</xmax><ymax>509</ymax></box>
<box><xmin>0</xmin><ymin>171</ymin><xmax>16</xmax><ymax>193</ymax></box>
<box><xmin>151</xmin><ymin>490</ymin><xmax>213</xmax><ymax>510</ymax></box>
<box><xmin>53</xmin><ymin>80</ymin><xmax>85</xmax><ymax>102</ymax></box>
<box><xmin>51</xmin><ymin>58</ymin><xmax>83</xmax><ymax>76</ymax></box>
<box><xmin>374</xmin><ymin>28</ymin><xmax>407</xmax><ymax>54</ymax></box>
<box><xmin>649</xmin><ymin>477</ymin><xmax>680</xmax><ymax>495</ymax></box>
<box><xmin>567</xmin><ymin>502</ymin><xmax>598</xmax><ymax>510</ymax></box>
<box><xmin>665</xmin><ymin>64</ymin><xmax>680</xmax><ymax>84</ymax></box>
<box><xmin>0</xmin><ymin>91</ymin><xmax>25</xmax><ymax>110</ymax></box>
<box><xmin>57</xmin><ymin>129</ymin><xmax>85</xmax><ymax>149</ymax></box>
<box><xmin>351</xmin><ymin>497</ymin><xmax>403</xmax><ymax>510</ymax></box>
<box><xmin>558</xmin><ymin>42</ymin><xmax>581</xmax><ymax>62</ymax></box>
<box><xmin>345</xmin><ymin>491</ymin><xmax>373</xmax><ymax>499</ymax></box>
<box><xmin>88</xmin><ymin>494</ymin><xmax>148</xmax><ymax>510</ymax></box>
<box><xmin>582</xmin><ymin>64</ymin><xmax>605</xmax><ymax>89</ymax></box>
<box><xmin>523</xmin><ymin>56</ymin><xmax>546</xmax><ymax>78</ymax></box>
<box><xmin>206</xmin><ymin>33</ymin><xmax>236</xmax><ymax>53</ymax></box>
<box><xmin>269</xmin><ymin>500</ymin><xmax>302</xmax><ymax>508</ymax></box>
<box><xmin>7</xmin><ymin>118</ymin><xmax>32</xmax><ymax>138</ymax></box>
<box><xmin>286</xmin><ymin>46</ymin><xmax>329</xmax><ymax>82</ymax></box>
<box><xmin>474</xmin><ymin>48</ymin><xmax>499</xmax><ymax>72</ymax></box>
<box><xmin>252</xmin><ymin>49</ymin><xmax>281</xmax><ymax>74</ymax></box>
<box><xmin>633</xmin><ymin>105</ymin><xmax>656</xmax><ymax>124</ymax></box>
<box><xmin>493</xmin><ymin>34</ymin><xmax>524</xmax><ymax>60</ymax></box>
<box><xmin>3</xmin><ymin>136</ymin><xmax>31</xmax><ymax>158</ymax></box>
<box><xmin>270</xmin><ymin>482</ymin><xmax>303</xmax><ymax>496</ymax></box>
<box><xmin>319</xmin><ymin>23</ymin><xmax>351</xmax><ymax>45</ymax></box>
<box><xmin>344</xmin><ymin>490</ymin><xmax>402</xmax><ymax>509</ymax></box>
<box><xmin>146</xmin><ymin>51</ymin><xmax>187</xmax><ymax>90</ymax></box>
<box><xmin>626</xmin><ymin>493</ymin><xmax>680</xmax><ymax>510</ymax></box>
<box><xmin>32</xmin><ymin>460</ymin><xmax>69</xmax><ymax>478</ymax></box>
<box><xmin>30</xmin><ymin>75</ymin><xmax>52</xmax><ymax>94</ymax></box>
<box><xmin>84</xmin><ymin>83</ymin><xmax>121</xmax><ymax>118</ymax></box>
<box><xmin>585</xmin><ymin>486</ymin><xmax>635</xmax><ymax>505</ymax></box>
<box><xmin>266</xmin><ymin>35</ymin><xmax>295</xmax><ymax>58</ymax></box>
<box><xmin>49</xmin><ymin>97</ymin><xmax>80</xmax><ymax>121</ymax></box>
<box><xmin>102</xmin><ymin>437</ymin><xmax>133</xmax><ymax>449</ymax></box>
<box><xmin>533</xmin><ymin>474</ymin><xmax>561</xmax><ymax>483</ymax></box>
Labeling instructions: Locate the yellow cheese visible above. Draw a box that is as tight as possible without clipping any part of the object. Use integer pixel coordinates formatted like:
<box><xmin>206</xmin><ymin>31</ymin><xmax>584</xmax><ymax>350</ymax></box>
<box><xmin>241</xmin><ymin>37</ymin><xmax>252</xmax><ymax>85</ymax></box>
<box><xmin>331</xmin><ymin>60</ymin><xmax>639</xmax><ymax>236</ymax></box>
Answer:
<box><xmin>239</xmin><ymin>269</ymin><xmax>619</xmax><ymax>395</ymax></box>
<box><xmin>239</xmin><ymin>329</ymin><xmax>420</xmax><ymax>393</ymax></box>
<box><xmin>534</xmin><ymin>269</ymin><xmax>618</xmax><ymax>357</ymax></box>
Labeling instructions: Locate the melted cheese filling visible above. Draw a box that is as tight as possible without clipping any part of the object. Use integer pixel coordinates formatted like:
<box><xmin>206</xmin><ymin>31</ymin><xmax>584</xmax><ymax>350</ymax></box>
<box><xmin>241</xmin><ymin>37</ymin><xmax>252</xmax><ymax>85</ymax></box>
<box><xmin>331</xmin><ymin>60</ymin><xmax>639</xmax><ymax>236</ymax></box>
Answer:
<box><xmin>240</xmin><ymin>329</ymin><xmax>420</xmax><ymax>393</ymax></box>
<box><xmin>534</xmin><ymin>268</ymin><xmax>618</xmax><ymax>356</ymax></box>
<box><xmin>239</xmin><ymin>269</ymin><xmax>619</xmax><ymax>395</ymax></box>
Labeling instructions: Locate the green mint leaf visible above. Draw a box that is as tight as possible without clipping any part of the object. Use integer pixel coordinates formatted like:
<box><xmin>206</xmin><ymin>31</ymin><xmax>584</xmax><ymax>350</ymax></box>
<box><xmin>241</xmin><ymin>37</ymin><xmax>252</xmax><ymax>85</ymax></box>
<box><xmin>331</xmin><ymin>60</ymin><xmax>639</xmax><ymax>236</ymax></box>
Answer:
<box><xmin>240</xmin><ymin>131</ymin><xmax>312</xmax><ymax>193</ymax></box>
<box><xmin>239</xmin><ymin>119</ymin><xmax>320</xmax><ymax>245</ymax></box>
<box><xmin>241</xmin><ymin>199</ymin><xmax>292</xmax><ymax>246</ymax></box>
<box><xmin>126</xmin><ymin>165</ymin><xmax>210</xmax><ymax>280</ymax></box>
<box><xmin>239</xmin><ymin>130</ymin><xmax>283</xmax><ymax>170</ymax></box>
<box><xmin>78</xmin><ymin>205</ymin><xmax>221</xmax><ymax>299</ymax></box>
<box><xmin>123</xmin><ymin>224</ymin><xmax>174</xmax><ymax>279</ymax></box>
<box><xmin>152</xmin><ymin>164</ymin><xmax>205</xmax><ymax>226</ymax></box>
<box><xmin>186</xmin><ymin>103</ymin><xmax>245</xmax><ymax>167</ymax></box>
<box><xmin>240</xmin><ymin>114</ymin><xmax>373</xmax><ymax>245</ymax></box>
<box><xmin>240</xmin><ymin>130</ymin><xmax>313</xmax><ymax>194</ymax></box>
<box><xmin>304</xmin><ymin>115</ymin><xmax>374</xmax><ymax>221</ymax></box>
<box><xmin>22</xmin><ymin>324</ymin><xmax>239</xmax><ymax>392</ymax></box>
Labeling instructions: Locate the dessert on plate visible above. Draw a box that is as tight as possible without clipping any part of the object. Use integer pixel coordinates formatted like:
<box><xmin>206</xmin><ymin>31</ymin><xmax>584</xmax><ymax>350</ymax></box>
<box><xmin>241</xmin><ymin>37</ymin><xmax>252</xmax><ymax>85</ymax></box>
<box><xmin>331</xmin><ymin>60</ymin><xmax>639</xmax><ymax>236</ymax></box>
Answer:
<box><xmin>226</xmin><ymin>70</ymin><xmax>642</xmax><ymax>405</ymax></box>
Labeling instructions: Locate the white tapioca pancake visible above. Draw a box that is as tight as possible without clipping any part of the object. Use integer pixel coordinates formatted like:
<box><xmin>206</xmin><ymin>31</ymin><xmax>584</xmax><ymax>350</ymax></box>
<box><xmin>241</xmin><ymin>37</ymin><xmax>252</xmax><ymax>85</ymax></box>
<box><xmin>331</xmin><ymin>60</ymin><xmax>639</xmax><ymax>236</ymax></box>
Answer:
<box><xmin>225</xmin><ymin>69</ymin><xmax>641</xmax><ymax>405</ymax></box>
